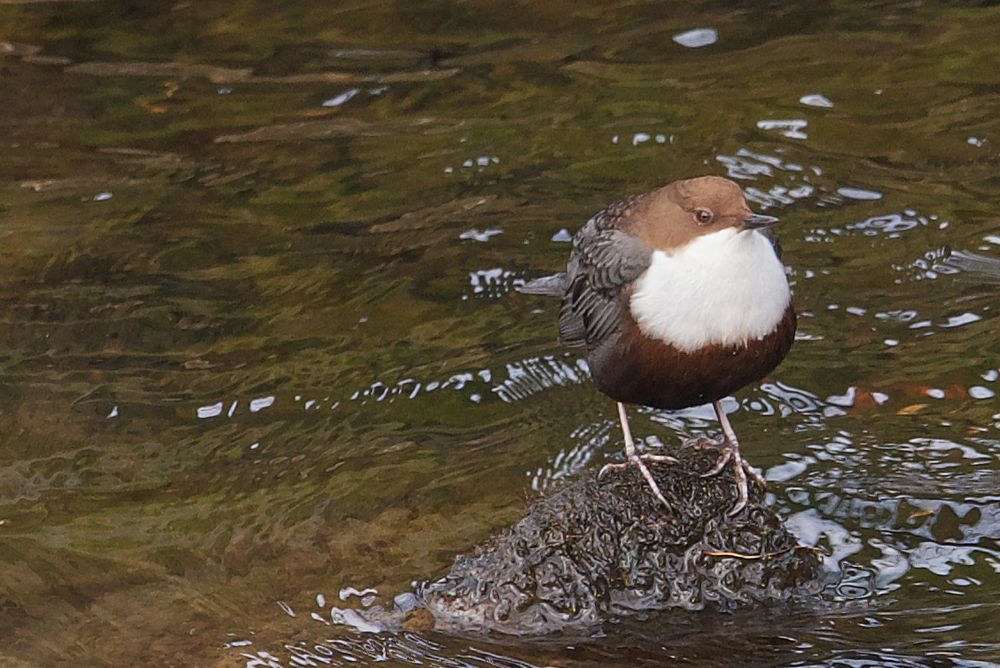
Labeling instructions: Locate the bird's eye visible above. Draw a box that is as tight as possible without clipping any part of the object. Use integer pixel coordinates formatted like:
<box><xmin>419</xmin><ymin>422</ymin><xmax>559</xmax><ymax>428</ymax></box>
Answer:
<box><xmin>694</xmin><ymin>209</ymin><xmax>714</xmax><ymax>225</ymax></box>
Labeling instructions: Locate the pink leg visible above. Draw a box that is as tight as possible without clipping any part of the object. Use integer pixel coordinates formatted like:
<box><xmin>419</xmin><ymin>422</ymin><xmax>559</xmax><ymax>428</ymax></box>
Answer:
<box><xmin>698</xmin><ymin>401</ymin><xmax>766</xmax><ymax>515</ymax></box>
<box><xmin>598</xmin><ymin>402</ymin><xmax>677</xmax><ymax>508</ymax></box>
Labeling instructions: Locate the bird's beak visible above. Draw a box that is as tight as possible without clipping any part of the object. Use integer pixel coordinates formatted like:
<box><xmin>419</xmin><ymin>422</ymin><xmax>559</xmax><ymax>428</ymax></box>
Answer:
<box><xmin>742</xmin><ymin>212</ymin><xmax>779</xmax><ymax>230</ymax></box>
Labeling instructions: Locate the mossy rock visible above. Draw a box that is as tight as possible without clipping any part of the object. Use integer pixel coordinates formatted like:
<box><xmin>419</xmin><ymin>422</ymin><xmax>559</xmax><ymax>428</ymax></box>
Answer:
<box><xmin>417</xmin><ymin>443</ymin><xmax>821</xmax><ymax>635</ymax></box>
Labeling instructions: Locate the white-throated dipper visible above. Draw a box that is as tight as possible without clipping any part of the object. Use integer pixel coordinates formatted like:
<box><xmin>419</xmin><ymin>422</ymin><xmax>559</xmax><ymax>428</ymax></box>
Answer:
<box><xmin>520</xmin><ymin>176</ymin><xmax>796</xmax><ymax>515</ymax></box>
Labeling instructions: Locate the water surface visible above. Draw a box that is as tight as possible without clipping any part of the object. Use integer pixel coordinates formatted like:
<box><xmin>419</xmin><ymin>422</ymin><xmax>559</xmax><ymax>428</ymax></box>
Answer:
<box><xmin>1</xmin><ymin>1</ymin><xmax>999</xmax><ymax>666</ymax></box>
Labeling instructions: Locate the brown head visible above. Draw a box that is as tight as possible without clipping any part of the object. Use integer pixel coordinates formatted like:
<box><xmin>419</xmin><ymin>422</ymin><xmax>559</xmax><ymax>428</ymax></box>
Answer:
<box><xmin>628</xmin><ymin>175</ymin><xmax>777</xmax><ymax>251</ymax></box>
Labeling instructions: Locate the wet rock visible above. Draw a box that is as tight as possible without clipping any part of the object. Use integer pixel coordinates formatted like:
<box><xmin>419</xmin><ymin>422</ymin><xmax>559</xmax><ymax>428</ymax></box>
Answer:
<box><xmin>416</xmin><ymin>443</ymin><xmax>821</xmax><ymax>635</ymax></box>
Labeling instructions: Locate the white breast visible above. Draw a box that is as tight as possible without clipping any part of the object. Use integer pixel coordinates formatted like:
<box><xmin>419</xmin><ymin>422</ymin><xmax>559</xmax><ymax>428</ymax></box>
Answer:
<box><xmin>629</xmin><ymin>228</ymin><xmax>791</xmax><ymax>353</ymax></box>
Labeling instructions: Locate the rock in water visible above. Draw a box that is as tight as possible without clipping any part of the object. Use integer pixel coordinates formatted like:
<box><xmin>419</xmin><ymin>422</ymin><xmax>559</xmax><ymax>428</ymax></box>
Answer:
<box><xmin>417</xmin><ymin>444</ymin><xmax>821</xmax><ymax>635</ymax></box>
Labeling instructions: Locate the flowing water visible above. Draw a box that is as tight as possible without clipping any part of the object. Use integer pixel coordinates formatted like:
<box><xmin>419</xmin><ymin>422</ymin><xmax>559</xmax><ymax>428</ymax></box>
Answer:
<box><xmin>1</xmin><ymin>1</ymin><xmax>999</xmax><ymax>666</ymax></box>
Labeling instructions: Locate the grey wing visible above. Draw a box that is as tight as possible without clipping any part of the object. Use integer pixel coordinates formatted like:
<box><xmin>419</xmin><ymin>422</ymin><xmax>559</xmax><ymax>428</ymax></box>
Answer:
<box><xmin>517</xmin><ymin>272</ymin><xmax>567</xmax><ymax>296</ymax></box>
<box><xmin>558</xmin><ymin>221</ymin><xmax>652</xmax><ymax>350</ymax></box>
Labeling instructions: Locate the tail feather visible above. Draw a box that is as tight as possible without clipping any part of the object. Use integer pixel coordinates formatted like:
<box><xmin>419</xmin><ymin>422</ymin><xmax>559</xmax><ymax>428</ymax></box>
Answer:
<box><xmin>943</xmin><ymin>249</ymin><xmax>1000</xmax><ymax>283</ymax></box>
<box><xmin>517</xmin><ymin>272</ymin><xmax>567</xmax><ymax>297</ymax></box>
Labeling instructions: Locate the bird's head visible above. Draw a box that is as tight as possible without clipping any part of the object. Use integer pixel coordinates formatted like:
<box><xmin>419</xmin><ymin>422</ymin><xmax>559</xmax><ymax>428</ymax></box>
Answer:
<box><xmin>633</xmin><ymin>175</ymin><xmax>778</xmax><ymax>251</ymax></box>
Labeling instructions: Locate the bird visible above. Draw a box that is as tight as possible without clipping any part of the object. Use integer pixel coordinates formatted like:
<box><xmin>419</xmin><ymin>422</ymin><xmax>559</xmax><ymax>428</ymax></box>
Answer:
<box><xmin>519</xmin><ymin>175</ymin><xmax>796</xmax><ymax>515</ymax></box>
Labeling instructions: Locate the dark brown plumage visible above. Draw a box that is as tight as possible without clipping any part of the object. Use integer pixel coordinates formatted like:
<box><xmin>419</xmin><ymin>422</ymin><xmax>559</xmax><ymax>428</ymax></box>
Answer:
<box><xmin>592</xmin><ymin>305</ymin><xmax>796</xmax><ymax>411</ymax></box>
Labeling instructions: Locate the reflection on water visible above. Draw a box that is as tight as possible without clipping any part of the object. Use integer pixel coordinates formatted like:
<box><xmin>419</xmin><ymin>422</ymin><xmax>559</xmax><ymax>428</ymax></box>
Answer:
<box><xmin>1</xmin><ymin>0</ymin><xmax>999</xmax><ymax>666</ymax></box>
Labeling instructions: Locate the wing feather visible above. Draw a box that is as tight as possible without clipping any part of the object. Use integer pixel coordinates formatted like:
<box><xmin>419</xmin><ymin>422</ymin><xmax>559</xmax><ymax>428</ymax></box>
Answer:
<box><xmin>557</xmin><ymin>200</ymin><xmax>653</xmax><ymax>350</ymax></box>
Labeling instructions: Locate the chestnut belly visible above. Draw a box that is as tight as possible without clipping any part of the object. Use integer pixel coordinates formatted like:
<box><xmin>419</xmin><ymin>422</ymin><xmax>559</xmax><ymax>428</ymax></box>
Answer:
<box><xmin>590</xmin><ymin>306</ymin><xmax>796</xmax><ymax>410</ymax></box>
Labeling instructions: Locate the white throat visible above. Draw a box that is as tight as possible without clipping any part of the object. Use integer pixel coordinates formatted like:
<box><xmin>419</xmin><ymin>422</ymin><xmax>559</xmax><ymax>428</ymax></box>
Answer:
<box><xmin>629</xmin><ymin>228</ymin><xmax>791</xmax><ymax>352</ymax></box>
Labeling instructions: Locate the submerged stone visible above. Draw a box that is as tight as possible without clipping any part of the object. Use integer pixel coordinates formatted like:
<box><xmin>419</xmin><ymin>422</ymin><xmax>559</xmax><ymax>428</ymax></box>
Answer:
<box><xmin>417</xmin><ymin>444</ymin><xmax>821</xmax><ymax>635</ymax></box>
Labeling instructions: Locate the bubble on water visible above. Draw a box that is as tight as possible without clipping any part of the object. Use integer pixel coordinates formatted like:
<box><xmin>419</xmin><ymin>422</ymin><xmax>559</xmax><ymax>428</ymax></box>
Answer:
<box><xmin>197</xmin><ymin>402</ymin><xmax>223</xmax><ymax>418</ymax></box>
<box><xmin>468</xmin><ymin>267</ymin><xmax>523</xmax><ymax>298</ymax></box>
<box><xmin>249</xmin><ymin>396</ymin><xmax>275</xmax><ymax>412</ymax></box>
<box><xmin>551</xmin><ymin>228</ymin><xmax>573</xmax><ymax>243</ymax></box>
<box><xmin>322</xmin><ymin>89</ymin><xmax>359</xmax><ymax>107</ymax></box>
<box><xmin>459</xmin><ymin>228</ymin><xmax>503</xmax><ymax>242</ymax></box>
<box><xmin>827</xmin><ymin>386</ymin><xmax>857</xmax><ymax>407</ymax></box>
<box><xmin>800</xmin><ymin>94</ymin><xmax>834</xmax><ymax>108</ymax></box>
<box><xmin>716</xmin><ymin>147</ymin><xmax>811</xmax><ymax>182</ymax></box>
<box><xmin>223</xmin><ymin>639</ymin><xmax>252</xmax><ymax>648</ymax></box>
<box><xmin>459</xmin><ymin>155</ymin><xmax>499</xmax><ymax>169</ymax></box>
<box><xmin>672</xmin><ymin>27</ymin><xmax>718</xmax><ymax>48</ymax></box>
<box><xmin>837</xmin><ymin>187</ymin><xmax>883</xmax><ymax>201</ymax></box>
<box><xmin>941</xmin><ymin>312</ymin><xmax>981</xmax><ymax>328</ymax></box>
<box><xmin>969</xmin><ymin>386</ymin><xmax>995</xmax><ymax>399</ymax></box>
<box><xmin>757</xmin><ymin>119</ymin><xmax>808</xmax><ymax>140</ymax></box>
<box><xmin>339</xmin><ymin>586</ymin><xmax>378</xmax><ymax>601</ymax></box>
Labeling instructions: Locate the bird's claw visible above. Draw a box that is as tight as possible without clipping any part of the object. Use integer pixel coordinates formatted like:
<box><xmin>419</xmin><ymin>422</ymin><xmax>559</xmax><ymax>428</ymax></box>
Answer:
<box><xmin>599</xmin><ymin>453</ymin><xmax>677</xmax><ymax>508</ymax></box>
<box><xmin>697</xmin><ymin>438</ymin><xmax>765</xmax><ymax>516</ymax></box>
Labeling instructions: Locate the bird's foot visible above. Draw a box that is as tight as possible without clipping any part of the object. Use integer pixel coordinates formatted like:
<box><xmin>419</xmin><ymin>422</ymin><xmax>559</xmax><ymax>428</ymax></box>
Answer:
<box><xmin>599</xmin><ymin>452</ymin><xmax>678</xmax><ymax>508</ymax></box>
<box><xmin>696</xmin><ymin>437</ymin><xmax>765</xmax><ymax>516</ymax></box>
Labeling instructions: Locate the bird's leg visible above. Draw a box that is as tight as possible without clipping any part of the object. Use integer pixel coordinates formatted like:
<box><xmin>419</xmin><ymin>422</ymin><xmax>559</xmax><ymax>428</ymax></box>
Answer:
<box><xmin>598</xmin><ymin>402</ymin><xmax>677</xmax><ymax>508</ymax></box>
<box><xmin>699</xmin><ymin>401</ymin><xmax>766</xmax><ymax>516</ymax></box>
